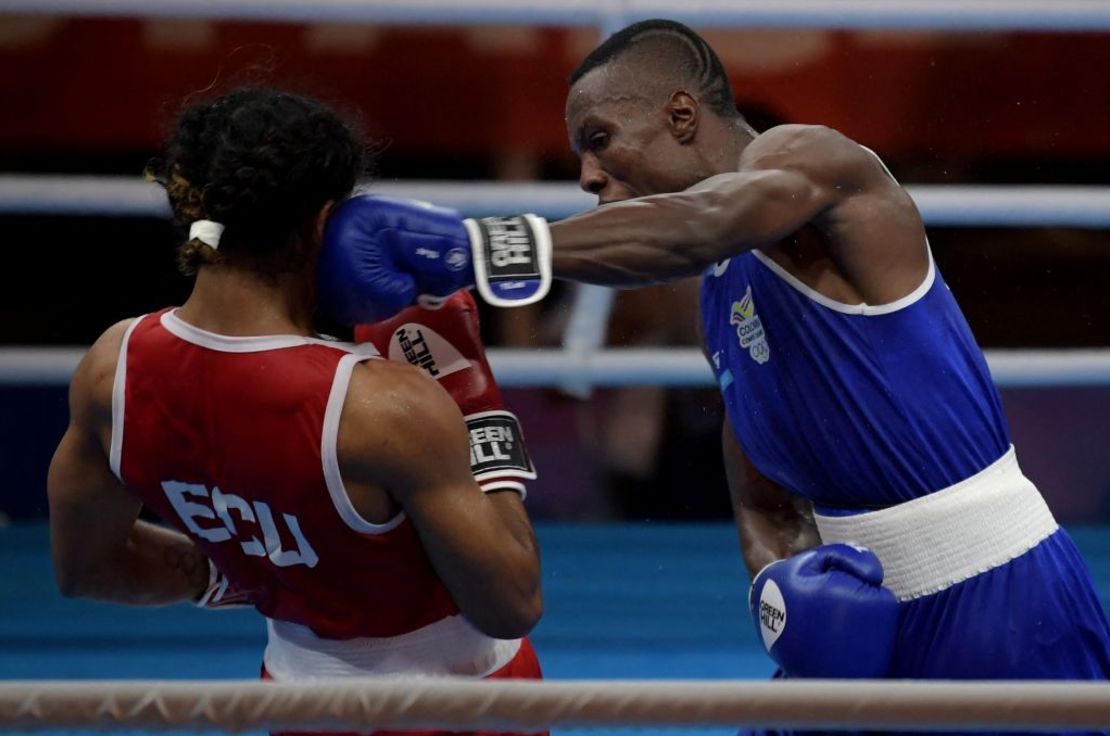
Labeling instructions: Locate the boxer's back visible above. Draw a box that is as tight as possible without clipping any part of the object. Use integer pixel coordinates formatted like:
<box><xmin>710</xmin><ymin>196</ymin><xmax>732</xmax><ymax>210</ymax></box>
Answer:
<box><xmin>112</xmin><ymin>308</ymin><xmax>459</xmax><ymax>639</ymax></box>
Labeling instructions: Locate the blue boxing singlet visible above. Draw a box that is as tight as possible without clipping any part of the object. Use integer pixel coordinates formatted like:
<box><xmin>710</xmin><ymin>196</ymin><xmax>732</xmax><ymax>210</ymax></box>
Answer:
<box><xmin>704</xmin><ymin>153</ymin><xmax>1110</xmax><ymax>708</ymax></box>
<box><xmin>699</xmin><ymin>247</ymin><xmax>1010</xmax><ymax>507</ymax></box>
<box><xmin>708</xmin><ymin>246</ymin><xmax>1110</xmax><ymax>692</ymax></box>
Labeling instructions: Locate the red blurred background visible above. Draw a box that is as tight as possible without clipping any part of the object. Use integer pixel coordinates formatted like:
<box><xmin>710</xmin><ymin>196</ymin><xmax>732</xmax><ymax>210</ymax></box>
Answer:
<box><xmin>3</xmin><ymin>20</ymin><xmax>1110</xmax><ymax>166</ymax></box>
<box><xmin>1</xmin><ymin>16</ymin><xmax>1109</xmax><ymax>523</ymax></box>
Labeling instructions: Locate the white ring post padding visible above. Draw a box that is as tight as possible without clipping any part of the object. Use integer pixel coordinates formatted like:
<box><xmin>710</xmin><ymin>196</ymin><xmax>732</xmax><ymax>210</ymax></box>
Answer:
<box><xmin>6</xmin><ymin>0</ymin><xmax>1110</xmax><ymax>30</ymax></box>
<box><xmin>5</xmin><ymin>678</ymin><xmax>1110</xmax><ymax>732</ymax></box>
<box><xmin>3</xmin><ymin>347</ymin><xmax>1110</xmax><ymax>388</ymax></box>
<box><xmin>5</xmin><ymin>176</ymin><xmax>1110</xmax><ymax>227</ymax></box>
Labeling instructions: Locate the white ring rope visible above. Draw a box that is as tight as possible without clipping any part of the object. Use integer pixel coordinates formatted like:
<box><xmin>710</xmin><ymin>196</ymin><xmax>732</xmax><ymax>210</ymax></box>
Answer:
<box><xmin>5</xmin><ymin>0</ymin><xmax>1110</xmax><ymax>31</ymax></box>
<box><xmin>2</xmin><ymin>347</ymin><xmax>1110</xmax><ymax>388</ymax></box>
<box><xmin>4</xmin><ymin>678</ymin><xmax>1110</xmax><ymax>732</ymax></box>
<box><xmin>4</xmin><ymin>175</ymin><xmax>1110</xmax><ymax>227</ymax></box>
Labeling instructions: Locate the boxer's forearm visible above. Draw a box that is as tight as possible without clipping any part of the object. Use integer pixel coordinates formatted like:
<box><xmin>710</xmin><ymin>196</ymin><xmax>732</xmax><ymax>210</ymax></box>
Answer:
<box><xmin>549</xmin><ymin>191</ymin><xmax>725</xmax><ymax>286</ymax></box>
<box><xmin>48</xmin><ymin>406</ymin><xmax>211</xmax><ymax>606</ymax></box>
<box><xmin>485</xmin><ymin>490</ymin><xmax>543</xmax><ymax>610</ymax></box>
<box><xmin>721</xmin><ymin>420</ymin><xmax>821</xmax><ymax>576</ymax></box>
<box><xmin>58</xmin><ymin>520</ymin><xmax>209</xmax><ymax>605</ymax></box>
<box><xmin>548</xmin><ymin>170</ymin><xmax>827</xmax><ymax>286</ymax></box>
<box><xmin>738</xmin><ymin>505</ymin><xmax>821</xmax><ymax>578</ymax></box>
<box><xmin>486</xmin><ymin>491</ymin><xmax>539</xmax><ymax>559</ymax></box>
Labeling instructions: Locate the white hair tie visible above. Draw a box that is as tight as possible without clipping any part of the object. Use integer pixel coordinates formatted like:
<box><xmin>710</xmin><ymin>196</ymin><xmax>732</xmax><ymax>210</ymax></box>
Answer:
<box><xmin>189</xmin><ymin>220</ymin><xmax>225</xmax><ymax>250</ymax></box>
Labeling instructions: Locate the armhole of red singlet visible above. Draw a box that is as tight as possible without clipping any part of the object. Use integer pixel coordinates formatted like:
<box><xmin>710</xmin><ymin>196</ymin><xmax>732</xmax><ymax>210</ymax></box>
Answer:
<box><xmin>321</xmin><ymin>349</ymin><xmax>407</xmax><ymax>534</ymax></box>
<box><xmin>108</xmin><ymin>316</ymin><xmax>145</xmax><ymax>482</ymax></box>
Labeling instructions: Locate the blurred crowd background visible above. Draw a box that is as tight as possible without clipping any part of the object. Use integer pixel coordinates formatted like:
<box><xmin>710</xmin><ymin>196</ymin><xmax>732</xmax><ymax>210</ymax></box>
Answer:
<box><xmin>2</xmin><ymin>16</ymin><xmax>1109</xmax><ymax>524</ymax></box>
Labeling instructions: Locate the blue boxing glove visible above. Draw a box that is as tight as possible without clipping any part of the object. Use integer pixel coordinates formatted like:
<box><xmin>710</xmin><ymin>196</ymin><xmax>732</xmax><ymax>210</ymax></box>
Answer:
<box><xmin>749</xmin><ymin>544</ymin><xmax>899</xmax><ymax>678</ymax></box>
<box><xmin>318</xmin><ymin>194</ymin><xmax>553</xmax><ymax>324</ymax></box>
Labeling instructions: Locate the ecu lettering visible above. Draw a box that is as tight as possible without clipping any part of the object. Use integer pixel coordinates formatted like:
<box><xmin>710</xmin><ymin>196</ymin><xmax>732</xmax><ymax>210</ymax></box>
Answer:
<box><xmin>162</xmin><ymin>481</ymin><xmax>319</xmax><ymax>568</ymax></box>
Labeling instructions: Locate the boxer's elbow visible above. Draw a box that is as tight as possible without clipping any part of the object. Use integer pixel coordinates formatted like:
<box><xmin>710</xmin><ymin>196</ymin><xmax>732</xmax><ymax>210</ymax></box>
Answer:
<box><xmin>465</xmin><ymin>573</ymin><xmax>544</xmax><ymax>639</ymax></box>
<box><xmin>481</xmin><ymin>590</ymin><xmax>543</xmax><ymax>640</ymax></box>
<box><xmin>52</xmin><ymin>539</ymin><xmax>121</xmax><ymax>600</ymax></box>
<box><xmin>54</xmin><ymin>559</ymin><xmax>101</xmax><ymax>599</ymax></box>
<box><xmin>54</xmin><ymin>569</ymin><xmax>82</xmax><ymax>598</ymax></box>
<box><xmin>52</xmin><ymin>541</ymin><xmax>85</xmax><ymax>597</ymax></box>
<box><xmin>516</xmin><ymin>580</ymin><xmax>544</xmax><ymax>633</ymax></box>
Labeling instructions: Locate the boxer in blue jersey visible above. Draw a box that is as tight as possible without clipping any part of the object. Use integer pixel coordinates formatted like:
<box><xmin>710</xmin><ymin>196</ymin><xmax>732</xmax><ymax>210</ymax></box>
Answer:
<box><xmin>316</xmin><ymin>17</ymin><xmax>1110</xmax><ymax>722</ymax></box>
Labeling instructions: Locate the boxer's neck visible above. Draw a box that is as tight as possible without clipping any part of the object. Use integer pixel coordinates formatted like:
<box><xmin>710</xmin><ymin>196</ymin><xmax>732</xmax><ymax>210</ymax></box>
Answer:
<box><xmin>177</xmin><ymin>264</ymin><xmax>315</xmax><ymax>337</ymax></box>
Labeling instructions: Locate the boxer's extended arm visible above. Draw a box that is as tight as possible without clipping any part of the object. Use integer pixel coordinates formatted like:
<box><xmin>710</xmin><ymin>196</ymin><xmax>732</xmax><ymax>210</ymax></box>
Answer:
<box><xmin>48</xmin><ymin>323</ymin><xmax>210</xmax><ymax>604</ymax></box>
<box><xmin>550</xmin><ymin>167</ymin><xmax>832</xmax><ymax>286</ymax></box>
<box><xmin>340</xmin><ymin>360</ymin><xmax>541</xmax><ymax>640</ymax></box>
<box><xmin>549</xmin><ymin>126</ymin><xmax>877</xmax><ymax>286</ymax></box>
<box><xmin>721</xmin><ymin>419</ymin><xmax>820</xmax><ymax>577</ymax></box>
<box><xmin>317</xmin><ymin>126</ymin><xmax>927</xmax><ymax>323</ymax></box>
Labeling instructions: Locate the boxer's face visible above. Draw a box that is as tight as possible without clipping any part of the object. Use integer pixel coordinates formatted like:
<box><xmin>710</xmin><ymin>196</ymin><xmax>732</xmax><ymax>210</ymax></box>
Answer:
<box><xmin>567</xmin><ymin>66</ymin><xmax>706</xmax><ymax>205</ymax></box>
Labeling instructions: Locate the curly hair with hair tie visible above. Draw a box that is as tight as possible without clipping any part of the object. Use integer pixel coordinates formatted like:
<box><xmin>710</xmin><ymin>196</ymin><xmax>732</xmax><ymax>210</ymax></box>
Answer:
<box><xmin>146</xmin><ymin>87</ymin><xmax>368</xmax><ymax>278</ymax></box>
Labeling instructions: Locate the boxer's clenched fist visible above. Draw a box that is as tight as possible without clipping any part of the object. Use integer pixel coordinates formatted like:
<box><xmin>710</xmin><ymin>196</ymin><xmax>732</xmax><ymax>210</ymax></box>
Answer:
<box><xmin>318</xmin><ymin>194</ymin><xmax>552</xmax><ymax>324</ymax></box>
<box><xmin>749</xmin><ymin>543</ymin><xmax>899</xmax><ymax>677</ymax></box>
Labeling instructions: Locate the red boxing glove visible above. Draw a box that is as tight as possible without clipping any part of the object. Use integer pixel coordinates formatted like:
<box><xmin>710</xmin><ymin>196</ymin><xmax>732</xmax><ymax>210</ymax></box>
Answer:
<box><xmin>355</xmin><ymin>291</ymin><xmax>537</xmax><ymax>497</ymax></box>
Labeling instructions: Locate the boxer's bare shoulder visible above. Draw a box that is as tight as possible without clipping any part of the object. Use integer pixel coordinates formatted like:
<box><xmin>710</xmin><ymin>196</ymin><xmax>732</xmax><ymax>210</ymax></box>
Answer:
<box><xmin>337</xmin><ymin>357</ymin><xmax>471</xmax><ymax>495</ymax></box>
<box><xmin>739</xmin><ymin>124</ymin><xmax>894</xmax><ymax>193</ymax></box>
<box><xmin>732</xmin><ymin>124</ymin><xmax>928</xmax><ymax>304</ymax></box>
<box><xmin>68</xmin><ymin>318</ymin><xmax>136</xmax><ymax>445</ymax></box>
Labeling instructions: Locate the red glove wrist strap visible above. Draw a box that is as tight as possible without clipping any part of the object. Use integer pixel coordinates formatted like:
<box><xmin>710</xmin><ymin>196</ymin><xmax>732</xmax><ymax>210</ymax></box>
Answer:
<box><xmin>465</xmin><ymin>410</ymin><xmax>536</xmax><ymax>498</ymax></box>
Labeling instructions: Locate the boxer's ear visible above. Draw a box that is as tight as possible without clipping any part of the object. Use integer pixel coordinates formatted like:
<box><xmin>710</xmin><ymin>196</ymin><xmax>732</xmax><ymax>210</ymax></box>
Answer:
<box><xmin>668</xmin><ymin>91</ymin><xmax>699</xmax><ymax>144</ymax></box>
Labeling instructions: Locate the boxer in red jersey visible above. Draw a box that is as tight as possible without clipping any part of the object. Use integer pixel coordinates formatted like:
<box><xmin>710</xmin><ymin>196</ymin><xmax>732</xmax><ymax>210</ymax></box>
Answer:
<box><xmin>46</xmin><ymin>87</ymin><xmax>544</xmax><ymax>736</ymax></box>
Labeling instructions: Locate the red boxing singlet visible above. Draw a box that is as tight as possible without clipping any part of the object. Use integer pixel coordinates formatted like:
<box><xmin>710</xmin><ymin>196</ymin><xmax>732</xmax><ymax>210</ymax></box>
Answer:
<box><xmin>112</xmin><ymin>309</ymin><xmax>461</xmax><ymax>639</ymax></box>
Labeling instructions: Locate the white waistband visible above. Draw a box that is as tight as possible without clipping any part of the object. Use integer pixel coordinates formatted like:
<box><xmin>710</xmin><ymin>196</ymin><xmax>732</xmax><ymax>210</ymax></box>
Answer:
<box><xmin>814</xmin><ymin>446</ymin><xmax>1058</xmax><ymax>601</ymax></box>
<box><xmin>263</xmin><ymin>615</ymin><xmax>521</xmax><ymax>680</ymax></box>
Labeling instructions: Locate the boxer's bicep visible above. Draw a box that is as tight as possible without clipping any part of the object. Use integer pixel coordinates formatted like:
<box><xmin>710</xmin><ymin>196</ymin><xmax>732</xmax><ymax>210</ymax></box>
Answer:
<box><xmin>721</xmin><ymin>419</ymin><xmax>819</xmax><ymax>577</ymax></box>
<box><xmin>690</xmin><ymin>125</ymin><xmax>875</xmax><ymax>255</ymax></box>
<box><xmin>341</xmin><ymin>362</ymin><xmax>542</xmax><ymax>639</ymax></box>
<box><xmin>686</xmin><ymin>168</ymin><xmax>836</xmax><ymax>257</ymax></box>
<box><xmin>48</xmin><ymin>425</ymin><xmax>145</xmax><ymax>595</ymax></box>
<box><xmin>48</xmin><ymin>332</ymin><xmax>143</xmax><ymax>596</ymax></box>
<box><xmin>549</xmin><ymin>169</ymin><xmax>833</xmax><ymax>286</ymax></box>
<box><xmin>548</xmin><ymin>130</ymin><xmax>857</xmax><ymax>287</ymax></box>
<box><xmin>49</xmin><ymin>429</ymin><xmax>207</xmax><ymax>605</ymax></box>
